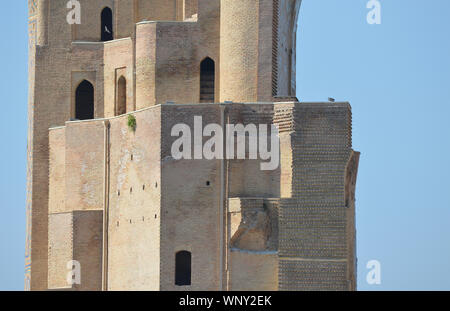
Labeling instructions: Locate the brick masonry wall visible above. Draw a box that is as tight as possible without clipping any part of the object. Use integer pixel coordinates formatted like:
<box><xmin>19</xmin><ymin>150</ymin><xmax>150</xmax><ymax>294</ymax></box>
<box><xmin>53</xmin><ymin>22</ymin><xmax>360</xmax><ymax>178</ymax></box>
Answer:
<box><xmin>226</xmin><ymin>103</ymin><xmax>280</xmax><ymax>198</ymax></box>
<box><xmin>220</xmin><ymin>0</ymin><xmax>259</xmax><ymax>102</ymax></box>
<box><xmin>103</xmin><ymin>38</ymin><xmax>134</xmax><ymax>117</ymax></box>
<box><xmin>276</xmin><ymin>0</ymin><xmax>301</xmax><ymax>97</ymax></box>
<box><xmin>49</xmin><ymin>128</ymin><xmax>65</xmax><ymax>214</ymax></box>
<box><xmin>30</xmin><ymin>0</ymin><xmax>355</xmax><ymax>291</ymax></box>
<box><xmin>46</xmin><ymin>102</ymin><xmax>357</xmax><ymax>291</ymax></box>
<box><xmin>227</xmin><ymin>198</ymin><xmax>279</xmax><ymax>291</ymax></box>
<box><xmin>160</xmin><ymin>104</ymin><xmax>223</xmax><ymax>290</ymax></box>
<box><xmin>136</xmin><ymin>22</ymin><xmax>157</xmax><ymax>109</ymax></box>
<box><xmin>75</xmin><ymin>0</ymin><xmax>114</xmax><ymax>41</ymax></box>
<box><xmin>275</xmin><ymin>102</ymin><xmax>355</xmax><ymax>290</ymax></box>
<box><xmin>48</xmin><ymin>210</ymin><xmax>103</xmax><ymax>291</ymax></box>
<box><xmin>229</xmin><ymin>252</ymin><xmax>278</xmax><ymax>291</ymax></box>
<box><xmin>115</xmin><ymin>0</ymin><xmax>136</xmax><ymax>39</ymax></box>
<box><xmin>72</xmin><ymin>211</ymin><xmax>103</xmax><ymax>291</ymax></box>
<box><xmin>107</xmin><ymin>107</ymin><xmax>162</xmax><ymax>290</ymax></box>
<box><xmin>258</xmin><ymin>0</ymin><xmax>275</xmax><ymax>101</ymax></box>
<box><xmin>137</xmin><ymin>0</ymin><xmax>177</xmax><ymax>22</ymax></box>
<box><xmin>48</xmin><ymin>212</ymin><xmax>73</xmax><ymax>289</ymax></box>
<box><xmin>155</xmin><ymin>22</ymin><xmax>198</xmax><ymax>105</ymax></box>
<box><xmin>48</xmin><ymin>119</ymin><xmax>105</xmax><ymax>290</ymax></box>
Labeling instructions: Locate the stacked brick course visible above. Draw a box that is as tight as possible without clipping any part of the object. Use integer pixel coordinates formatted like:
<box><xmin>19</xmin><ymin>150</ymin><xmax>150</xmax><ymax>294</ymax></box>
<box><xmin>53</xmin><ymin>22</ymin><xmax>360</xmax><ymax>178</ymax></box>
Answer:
<box><xmin>27</xmin><ymin>0</ymin><xmax>358</xmax><ymax>291</ymax></box>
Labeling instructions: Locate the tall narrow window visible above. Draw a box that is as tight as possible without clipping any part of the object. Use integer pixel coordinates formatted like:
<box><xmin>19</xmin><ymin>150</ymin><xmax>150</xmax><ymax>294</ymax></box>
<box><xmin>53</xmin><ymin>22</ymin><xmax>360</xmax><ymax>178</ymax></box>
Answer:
<box><xmin>117</xmin><ymin>76</ymin><xmax>126</xmax><ymax>116</ymax></box>
<box><xmin>175</xmin><ymin>251</ymin><xmax>191</xmax><ymax>286</ymax></box>
<box><xmin>200</xmin><ymin>57</ymin><xmax>215</xmax><ymax>103</ymax></box>
<box><xmin>101</xmin><ymin>7</ymin><xmax>113</xmax><ymax>41</ymax></box>
<box><xmin>75</xmin><ymin>80</ymin><xmax>94</xmax><ymax>120</ymax></box>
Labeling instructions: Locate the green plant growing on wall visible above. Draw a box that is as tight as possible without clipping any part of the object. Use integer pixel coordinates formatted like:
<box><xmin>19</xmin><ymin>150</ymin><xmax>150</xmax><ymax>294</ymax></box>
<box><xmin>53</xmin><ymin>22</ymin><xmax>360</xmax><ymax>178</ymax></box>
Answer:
<box><xmin>128</xmin><ymin>114</ymin><xmax>136</xmax><ymax>132</ymax></box>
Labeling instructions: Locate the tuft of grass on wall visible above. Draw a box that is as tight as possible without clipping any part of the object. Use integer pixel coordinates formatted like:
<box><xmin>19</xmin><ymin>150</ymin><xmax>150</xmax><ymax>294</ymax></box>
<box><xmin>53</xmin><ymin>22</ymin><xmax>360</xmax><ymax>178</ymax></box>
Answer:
<box><xmin>128</xmin><ymin>114</ymin><xmax>136</xmax><ymax>132</ymax></box>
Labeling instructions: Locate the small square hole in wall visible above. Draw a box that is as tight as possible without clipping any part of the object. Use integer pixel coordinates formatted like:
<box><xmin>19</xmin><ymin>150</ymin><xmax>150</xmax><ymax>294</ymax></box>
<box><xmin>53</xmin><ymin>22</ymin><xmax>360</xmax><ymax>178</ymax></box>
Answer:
<box><xmin>118</xmin><ymin>190</ymin><xmax>120</xmax><ymax>196</ymax></box>
<box><xmin>143</xmin><ymin>184</ymin><xmax>145</xmax><ymax>190</ymax></box>
<box><xmin>131</xmin><ymin>154</ymin><xmax>133</xmax><ymax>161</ymax></box>
<box><xmin>155</xmin><ymin>182</ymin><xmax>158</xmax><ymax>188</ymax></box>
<box><xmin>206</xmin><ymin>181</ymin><xmax>210</xmax><ymax>186</ymax></box>
<box><xmin>155</xmin><ymin>214</ymin><xmax>157</xmax><ymax>219</ymax></box>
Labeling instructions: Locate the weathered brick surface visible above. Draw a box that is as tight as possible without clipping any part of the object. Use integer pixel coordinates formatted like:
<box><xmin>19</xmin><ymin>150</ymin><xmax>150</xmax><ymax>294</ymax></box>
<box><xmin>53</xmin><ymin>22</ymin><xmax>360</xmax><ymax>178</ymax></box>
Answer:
<box><xmin>46</xmin><ymin>101</ymin><xmax>357</xmax><ymax>291</ymax></box>
<box><xmin>48</xmin><ymin>212</ymin><xmax>73</xmax><ymax>290</ymax></box>
<box><xmin>160</xmin><ymin>104</ymin><xmax>222</xmax><ymax>290</ymax></box>
<box><xmin>72</xmin><ymin>210</ymin><xmax>103</xmax><ymax>291</ymax></box>
<box><xmin>48</xmin><ymin>210</ymin><xmax>102</xmax><ymax>291</ymax></box>
<box><xmin>220</xmin><ymin>0</ymin><xmax>259</xmax><ymax>102</ymax></box>
<box><xmin>275</xmin><ymin>103</ymin><xmax>356</xmax><ymax>290</ymax></box>
<box><xmin>107</xmin><ymin>107</ymin><xmax>162</xmax><ymax>290</ymax></box>
<box><xmin>64</xmin><ymin>121</ymin><xmax>105</xmax><ymax>212</ymax></box>
<box><xmin>28</xmin><ymin>0</ymin><xmax>359</xmax><ymax>291</ymax></box>
<box><xmin>229</xmin><ymin>251</ymin><xmax>278</xmax><ymax>291</ymax></box>
<box><xmin>279</xmin><ymin>260</ymin><xmax>348</xmax><ymax>291</ymax></box>
<box><xmin>104</xmin><ymin>38</ymin><xmax>134</xmax><ymax>117</ymax></box>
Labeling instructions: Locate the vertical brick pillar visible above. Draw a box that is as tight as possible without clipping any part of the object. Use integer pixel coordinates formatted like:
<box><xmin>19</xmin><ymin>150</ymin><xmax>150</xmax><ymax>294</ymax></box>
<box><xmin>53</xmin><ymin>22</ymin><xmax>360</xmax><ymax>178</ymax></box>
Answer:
<box><xmin>276</xmin><ymin>103</ymin><xmax>356</xmax><ymax>290</ymax></box>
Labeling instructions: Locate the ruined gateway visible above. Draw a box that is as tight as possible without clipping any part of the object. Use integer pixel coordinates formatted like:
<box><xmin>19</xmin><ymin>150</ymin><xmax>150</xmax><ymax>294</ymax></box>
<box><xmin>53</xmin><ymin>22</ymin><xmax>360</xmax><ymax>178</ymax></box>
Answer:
<box><xmin>26</xmin><ymin>0</ymin><xmax>359</xmax><ymax>290</ymax></box>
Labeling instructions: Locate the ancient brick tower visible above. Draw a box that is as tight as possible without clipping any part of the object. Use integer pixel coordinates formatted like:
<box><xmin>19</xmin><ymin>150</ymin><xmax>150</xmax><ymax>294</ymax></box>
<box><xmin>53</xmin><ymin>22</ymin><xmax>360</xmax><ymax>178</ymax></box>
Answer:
<box><xmin>26</xmin><ymin>0</ymin><xmax>359</xmax><ymax>291</ymax></box>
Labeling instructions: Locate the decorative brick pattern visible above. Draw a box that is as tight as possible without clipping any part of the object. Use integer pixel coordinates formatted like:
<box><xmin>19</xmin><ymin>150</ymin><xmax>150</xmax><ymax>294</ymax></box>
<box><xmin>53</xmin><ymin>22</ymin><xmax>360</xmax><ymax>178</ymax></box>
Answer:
<box><xmin>28</xmin><ymin>0</ymin><xmax>357</xmax><ymax>291</ymax></box>
<box><xmin>275</xmin><ymin>103</ymin><xmax>355</xmax><ymax>290</ymax></box>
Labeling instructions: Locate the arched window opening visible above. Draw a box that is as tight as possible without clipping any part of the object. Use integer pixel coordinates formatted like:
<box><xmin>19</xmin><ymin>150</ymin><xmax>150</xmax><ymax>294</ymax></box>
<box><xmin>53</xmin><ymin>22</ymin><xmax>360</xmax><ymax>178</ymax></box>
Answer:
<box><xmin>101</xmin><ymin>7</ymin><xmax>113</xmax><ymax>42</ymax></box>
<box><xmin>75</xmin><ymin>80</ymin><xmax>94</xmax><ymax>120</ymax></box>
<box><xmin>117</xmin><ymin>76</ymin><xmax>127</xmax><ymax>116</ymax></box>
<box><xmin>200</xmin><ymin>57</ymin><xmax>215</xmax><ymax>103</ymax></box>
<box><xmin>175</xmin><ymin>251</ymin><xmax>191</xmax><ymax>286</ymax></box>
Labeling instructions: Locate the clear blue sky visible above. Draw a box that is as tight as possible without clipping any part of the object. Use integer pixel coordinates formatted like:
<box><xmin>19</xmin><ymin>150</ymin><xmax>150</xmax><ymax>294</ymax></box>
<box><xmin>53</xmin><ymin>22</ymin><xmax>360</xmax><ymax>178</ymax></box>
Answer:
<box><xmin>1</xmin><ymin>0</ymin><xmax>449</xmax><ymax>290</ymax></box>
